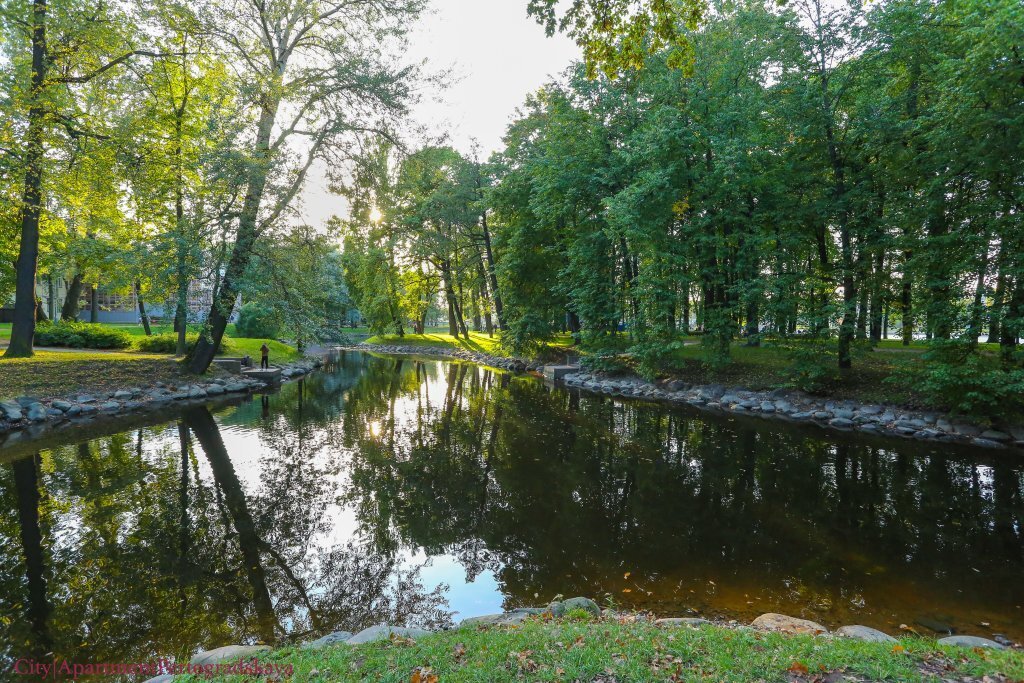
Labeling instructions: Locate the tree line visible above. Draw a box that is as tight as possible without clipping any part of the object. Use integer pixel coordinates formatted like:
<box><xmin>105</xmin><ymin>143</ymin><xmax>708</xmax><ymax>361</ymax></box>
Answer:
<box><xmin>342</xmin><ymin>0</ymin><xmax>1023</xmax><ymax>385</ymax></box>
<box><xmin>1</xmin><ymin>0</ymin><xmax>425</xmax><ymax>368</ymax></box>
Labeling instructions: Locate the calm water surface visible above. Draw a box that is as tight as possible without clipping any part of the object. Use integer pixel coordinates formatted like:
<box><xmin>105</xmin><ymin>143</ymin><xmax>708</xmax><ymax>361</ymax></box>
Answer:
<box><xmin>2</xmin><ymin>351</ymin><xmax>1022</xmax><ymax>667</ymax></box>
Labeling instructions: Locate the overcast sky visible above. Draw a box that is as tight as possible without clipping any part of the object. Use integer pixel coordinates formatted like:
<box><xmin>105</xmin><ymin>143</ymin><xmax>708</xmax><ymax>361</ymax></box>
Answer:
<box><xmin>299</xmin><ymin>0</ymin><xmax>581</xmax><ymax>227</ymax></box>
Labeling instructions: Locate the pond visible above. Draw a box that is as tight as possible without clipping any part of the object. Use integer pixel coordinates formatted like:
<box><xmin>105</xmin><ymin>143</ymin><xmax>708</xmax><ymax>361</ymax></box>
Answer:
<box><xmin>2</xmin><ymin>350</ymin><xmax>1022</xmax><ymax>666</ymax></box>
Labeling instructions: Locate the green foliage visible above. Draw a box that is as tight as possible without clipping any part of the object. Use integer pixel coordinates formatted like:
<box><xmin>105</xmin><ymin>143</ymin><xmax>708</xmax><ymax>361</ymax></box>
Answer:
<box><xmin>580</xmin><ymin>352</ymin><xmax>628</xmax><ymax>374</ymax></box>
<box><xmin>783</xmin><ymin>339</ymin><xmax>840</xmax><ymax>394</ymax></box>
<box><xmin>888</xmin><ymin>340</ymin><xmax>1024</xmax><ymax>421</ymax></box>
<box><xmin>235</xmin><ymin>303</ymin><xmax>281</xmax><ymax>340</ymax></box>
<box><xmin>134</xmin><ymin>332</ymin><xmax>220</xmax><ymax>355</ymax></box>
<box><xmin>34</xmin><ymin>321</ymin><xmax>132</xmax><ymax>350</ymax></box>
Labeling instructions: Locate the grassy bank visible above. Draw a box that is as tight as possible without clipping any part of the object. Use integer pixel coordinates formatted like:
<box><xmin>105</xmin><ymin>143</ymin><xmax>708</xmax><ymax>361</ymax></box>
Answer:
<box><xmin>0</xmin><ymin>351</ymin><xmax>187</xmax><ymax>401</ymax></box>
<box><xmin>365</xmin><ymin>332</ymin><xmax>506</xmax><ymax>356</ymax></box>
<box><xmin>187</xmin><ymin>619</ymin><xmax>1023</xmax><ymax>682</ymax></box>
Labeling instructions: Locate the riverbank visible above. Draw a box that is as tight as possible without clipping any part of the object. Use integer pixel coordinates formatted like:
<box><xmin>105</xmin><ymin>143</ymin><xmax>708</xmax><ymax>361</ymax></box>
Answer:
<box><xmin>167</xmin><ymin>604</ymin><xmax>1022</xmax><ymax>682</ymax></box>
<box><xmin>0</xmin><ymin>355</ymin><xmax>322</xmax><ymax>451</ymax></box>
<box><xmin>346</xmin><ymin>343</ymin><xmax>1024</xmax><ymax>451</ymax></box>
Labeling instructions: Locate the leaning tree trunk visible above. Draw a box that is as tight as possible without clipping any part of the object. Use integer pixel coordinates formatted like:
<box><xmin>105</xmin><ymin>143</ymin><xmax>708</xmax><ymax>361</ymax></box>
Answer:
<box><xmin>135</xmin><ymin>281</ymin><xmax>152</xmax><ymax>335</ymax></box>
<box><xmin>189</xmin><ymin>100</ymin><xmax>278</xmax><ymax>374</ymax></box>
<box><xmin>4</xmin><ymin>0</ymin><xmax>48</xmax><ymax>358</ymax></box>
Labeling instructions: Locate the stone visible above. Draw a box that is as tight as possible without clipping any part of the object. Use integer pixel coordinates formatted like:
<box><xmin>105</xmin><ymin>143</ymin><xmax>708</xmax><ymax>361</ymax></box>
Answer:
<box><xmin>760</xmin><ymin>402</ymin><xmax>776</xmax><ymax>413</ymax></box>
<box><xmin>190</xmin><ymin>645</ymin><xmax>270</xmax><ymax>665</ymax></box>
<box><xmin>76</xmin><ymin>395</ymin><xmax>96</xmax><ymax>404</ymax></box>
<box><xmin>720</xmin><ymin>394</ymin><xmax>741</xmax><ymax>405</ymax></box>
<box><xmin>225</xmin><ymin>383</ymin><xmax>248</xmax><ymax>392</ymax></box>
<box><xmin>52</xmin><ymin>400</ymin><xmax>73</xmax><ymax>412</ymax></box>
<box><xmin>829</xmin><ymin>418</ymin><xmax>855</xmax><ymax>428</ymax></box>
<box><xmin>141</xmin><ymin>676</ymin><xmax>174</xmax><ymax>683</ymax></box>
<box><xmin>206</xmin><ymin>384</ymin><xmax>226</xmax><ymax>395</ymax></box>
<box><xmin>835</xmin><ymin>625</ymin><xmax>897</xmax><ymax>643</ymax></box>
<box><xmin>26</xmin><ymin>404</ymin><xmax>48</xmax><ymax>422</ymax></box>
<box><xmin>114</xmin><ymin>390</ymin><xmax>133</xmax><ymax>400</ymax></box>
<box><xmin>751</xmin><ymin>613</ymin><xmax>828</xmax><ymax>635</ymax></box>
<box><xmin>79</xmin><ymin>404</ymin><xmax>97</xmax><ymax>415</ymax></box>
<box><xmin>979</xmin><ymin>429</ymin><xmax>1010</xmax><ymax>442</ymax></box>
<box><xmin>655</xmin><ymin>618</ymin><xmax>710</xmax><ymax>628</ymax></box>
<box><xmin>972</xmin><ymin>438</ymin><xmax>1003</xmax><ymax>449</ymax></box>
<box><xmin>859</xmin><ymin>405</ymin><xmax>882</xmax><ymax>416</ymax></box>
<box><xmin>561</xmin><ymin>596</ymin><xmax>601</xmax><ymax>616</ymax></box>
<box><xmin>833</xmin><ymin>409</ymin><xmax>855</xmax><ymax>420</ymax></box>
<box><xmin>812</xmin><ymin>411</ymin><xmax>832</xmax><ymax>420</ymax></box>
<box><xmin>937</xmin><ymin>635</ymin><xmax>1006</xmax><ymax>650</ymax></box>
<box><xmin>345</xmin><ymin>625</ymin><xmax>432</xmax><ymax>645</ymax></box>
<box><xmin>304</xmin><ymin>631</ymin><xmax>354</xmax><ymax>649</ymax></box>
<box><xmin>462</xmin><ymin>609</ymin><xmax>544</xmax><ymax>627</ymax></box>
<box><xmin>953</xmin><ymin>424</ymin><xmax>981</xmax><ymax>437</ymax></box>
<box><xmin>188</xmin><ymin>387</ymin><xmax>207</xmax><ymax>399</ymax></box>
<box><xmin>99</xmin><ymin>401</ymin><xmax>121</xmax><ymax>412</ymax></box>
<box><xmin>666</xmin><ymin>380</ymin><xmax>687</xmax><ymax>392</ymax></box>
<box><xmin>1</xmin><ymin>402</ymin><xmax>24</xmax><ymax>421</ymax></box>
<box><xmin>65</xmin><ymin>405</ymin><xmax>83</xmax><ymax>417</ymax></box>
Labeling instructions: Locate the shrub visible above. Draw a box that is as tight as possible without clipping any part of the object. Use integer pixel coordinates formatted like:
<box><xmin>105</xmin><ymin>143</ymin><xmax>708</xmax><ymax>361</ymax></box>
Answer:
<box><xmin>135</xmin><ymin>332</ymin><xmax>225</xmax><ymax>354</ymax></box>
<box><xmin>782</xmin><ymin>338</ymin><xmax>839</xmax><ymax>393</ymax></box>
<box><xmin>887</xmin><ymin>340</ymin><xmax>1024</xmax><ymax>422</ymax></box>
<box><xmin>34</xmin><ymin>321</ymin><xmax>132</xmax><ymax>349</ymax></box>
<box><xmin>235</xmin><ymin>303</ymin><xmax>281</xmax><ymax>339</ymax></box>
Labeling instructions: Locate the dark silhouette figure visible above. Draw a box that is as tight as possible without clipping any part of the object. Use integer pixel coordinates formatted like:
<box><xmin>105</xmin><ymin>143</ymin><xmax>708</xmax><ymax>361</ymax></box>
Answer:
<box><xmin>260</xmin><ymin>343</ymin><xmax>270</xmax><ymax>370</ymax></box>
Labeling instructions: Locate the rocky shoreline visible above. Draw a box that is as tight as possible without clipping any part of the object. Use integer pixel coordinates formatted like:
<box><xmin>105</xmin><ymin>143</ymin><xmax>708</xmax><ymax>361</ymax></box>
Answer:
<box><xmin>0</xmin><ymin>358</ymin><xmax>323</xmax><ymax>450</ymax></box>
<box><xmin>348</xmin><ymin>343</ymin><xmax>1024</xmax><ymax>451</ymax></box>
<box><xmin>141</xmin><ymin>599</ymin><xmax>1016</xmax><ymax>682</ymax></box>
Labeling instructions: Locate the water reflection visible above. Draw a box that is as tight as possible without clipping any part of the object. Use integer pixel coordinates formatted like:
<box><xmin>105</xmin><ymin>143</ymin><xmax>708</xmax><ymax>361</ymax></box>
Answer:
<box><xmin>1</xmin><ymin>351</ymin><xmax>1022</xmax><ymax>669</ymax></box>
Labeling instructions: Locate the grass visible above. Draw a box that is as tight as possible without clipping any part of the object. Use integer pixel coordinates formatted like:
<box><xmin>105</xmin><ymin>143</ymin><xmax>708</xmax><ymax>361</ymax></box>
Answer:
<box><xmin>183</xmin><ymin>619</ymin><xmax>1024</xmax><ymax>683</ymax></box>
<box><xmin>0</xmin><ymin>351</ymin><xmax>188</xmax><ymax>401</ymax></box>
<box><xmin>0</xmin><ymin>323</ymin><xmax>302</xmax><ymax>400</ymax></box>
<box><xmin>365</xmin><ymin>331</ymin><xmax>506</xmax><ymax>356</ymax></box>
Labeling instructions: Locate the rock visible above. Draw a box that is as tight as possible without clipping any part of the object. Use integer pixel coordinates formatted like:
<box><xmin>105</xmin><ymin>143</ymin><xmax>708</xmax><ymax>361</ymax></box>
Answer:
<box><xmin>972</xmin><ymin>438</ymin><xmax>1003</xmax><ymax>449</ymax></box>
<box><xmin>462</xmin><ymin>609</ymin><xmax>544</xmax><ymax>627</ymax></box>
<box><xmin>79</xmin><ymin>404</ymin><xmax>97</xmax><ymax>415</ymax></box>
<box><xmin>113</xmin><ymin>390</ymin><xmax>133</xmax><ymax>399</ymax></box>
<box><xmin>26</xmin><ymin>404</ymin><xmax>48</xmax><ymax>422</ymax></box>
<box><xmin>666</xmin><ymin>380</ymin><xmax>687</xmax><ymax>392</ymax></box>
<box><xmin>141</xmin><ymin>675</ymin><xmax>174</xmax><ymax>683</ymax></box>
<box><xmin>655</xmin><ymin>618</ymin><xmax>710</xmax><ymax>628</ymax></box>
<box><xmin>835</xmin><ymin>625</ymin><xmax>897</xmax><ymax>643</ymax></box>
<box><xmin>859</xmin><ymin>405</ymin><xmax>882</xmax><ymax>416</ymax></box>
<box><xmin>720</xmin><ymin>394</ymin><xmax>741</xmax><ymax>405</ymax></box>
<box><xmin>206</xmin><ymin>384</ymin><xmax>226</xmax><ymax>395</ymax></box>
<box><xmin>937</xmin><ymin>635</ymin><xmax>1006</xmax><ymax>650</ymax></box>
<box><xmin>1</xmin><ymin>402</ymin><xmax>24</xmax><ymax>421</ymax></box>
<box><xmin>190</xmin><ymin>645</ymin><xmax>270</xmax><ymax>665</ymax></box>
<box><xmin>65</xmin><ymin>405</ymin><xmax>83</xmax><ymax>417</ymax></box>
<box><xmin>760</xmin><ymin>402</ymin><xmax>776</xmax><ymax>413</ymax></box>
<box><xmin>751</xmin><ymin>613</ymin><xmax>828</xmax><ymax>635</ymax></box>
<box><xmin>915</xmin><ymin>617</ymin><xmax>954</xmax><ymax>634</ymax></box>
<box><xmin>188</xmin><ymin>387</ymin><xmax>207</xmax><ymax>399</ymax></box>
<box><xmin>52</xmin><ymin>400</ymin><xmax>73</xmax><ymax>412</ymax></box>
<box><xmin>979</xmin><ymin>429</ymin><xmax>1010</xmax><ymax>442</ymax></box>
<box><xmin>812</xmin><ymin>411</ymin><xmax>832</xmax><ymax>420</ymax></box>
<box><xmin>346</xmin><ymin>625</ymin><xmax>432</xmax><ymax>645</ymax></box>
<box><xmin>829</xmin><ymin>418</ymin><xmax>855</xmax><ymax>428</ymax></box>
<box><xmin>833</xmin><ymin>409</ymin><xmax>855</xmax><ymax>420</ymax></box>
<box><xmin>76</xmin><ymin>395</ymin><xmax>96</xmax><ymax>404</ymax></box>
<box><xmin>953</xmin><ymin>424</ymin><xmax>981</xmax><ymax>437</ymax></box>
<box><xmin>99</xmin><ymin>401</ymin><xmax>121</xmax><ymax>412</ymax></box>
<box><xmin>304</xmin><ymin>631</ymin><xmax>354</xmax><ymax>649</ymax></box>
<box><xmin>225</xmin><ymin>383</ymin><xmax>248</xmax><ymax>392</ymax></box>
<box><xmin>561</xmin><ymin>596</ymin><xmax>601</xmax><ymax>616</ymax></box>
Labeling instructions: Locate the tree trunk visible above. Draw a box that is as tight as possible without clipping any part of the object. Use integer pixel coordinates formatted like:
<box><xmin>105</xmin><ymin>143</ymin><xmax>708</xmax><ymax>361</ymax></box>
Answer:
<box><xmin>135</xmin><ymin>281</ymin><xmax>152</xmax><ymax>336</ymax></box>
<box><xmin>480</xmin><ymin>211</ymin><xmax>504</xmax><ymax>330</ymax></box>
<box><xmin>35</xmin><ymin>298</ymin><xmax>48</xmax><ymax>322</ymax></box>
<box><xmin>12</xmin><ymin>454</ymin><xmax>52</xmax><ymax>654</ymax></box>
<box><xmin>5</xmin><ymin>0</ymin><xmax>48</xmax><ymax>358</ymax></box>
<box><xmin>441</xmin><ymin>261</ymin><xmax>459</xmax><ymax>337</ymax></box>
<box><xmin>901</xmin><ymin>252</ymin><xmax>913</xmax><ymax>346</ymax></box>
<box><xmin>89</xmin><ymin>286</ymin><xmax>99</xmax><ymax>323</ymax></box>
<box><xmin>61</xmin><ymin>272</ymin><xmax>83</xmax><ymax>321</ymax></box>
<box><xmin>869</xmin><ymin>250</ymin><xmax>884</xmax><ymax>343</ymax></box>
<box><xmin>189</xmin><ymin>95</ymin><xmax>280</xmax><ymax>373</ymax></box>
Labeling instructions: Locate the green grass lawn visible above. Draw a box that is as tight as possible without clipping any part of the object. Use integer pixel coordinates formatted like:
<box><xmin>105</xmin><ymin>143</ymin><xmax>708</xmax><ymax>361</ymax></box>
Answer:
<box><xmin>365</xmin><ymin>331</ymin><xmax>505</xmax><ymax>355</ymax></box>
<box><xmin>0</xmin><ymin>351</ymin><xmax>188</xmax><ymax>401</ymax></box>
<box><xmin>0</xmin><ymin>323</ymin><xmax>9</xmax><ymax>341</ymax></box>
<box><xmin>185</xmin><ymin>619</ymin><xmax>1024</xmax><ymax>683</ymax></box>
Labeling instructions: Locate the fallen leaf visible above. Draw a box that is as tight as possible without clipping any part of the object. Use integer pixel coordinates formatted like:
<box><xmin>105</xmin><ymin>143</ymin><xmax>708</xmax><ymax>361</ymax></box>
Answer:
<box><xmin>892</xmin><ymin>645</ymin><xmax>905</xmax><ymax>654</ymax></box>
<box><xmin>788</xmin><ymin>661</ymin><xmax>809</xmax><ymax>675</ymax></box>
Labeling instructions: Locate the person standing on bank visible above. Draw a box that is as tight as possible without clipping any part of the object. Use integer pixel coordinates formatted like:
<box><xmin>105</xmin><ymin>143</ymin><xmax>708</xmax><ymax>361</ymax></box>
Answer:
<box><xmin>260</xmin><ymin>342</ymin><xmax>270</xmax><ymax>369</ymax></box>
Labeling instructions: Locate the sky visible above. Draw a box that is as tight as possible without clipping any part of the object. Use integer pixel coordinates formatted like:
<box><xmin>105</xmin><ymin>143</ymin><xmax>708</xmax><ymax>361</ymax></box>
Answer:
<box><xmin>298</xmin><ymin>0</ymin><xmax>581</xmax><ymax>227</ymax></box>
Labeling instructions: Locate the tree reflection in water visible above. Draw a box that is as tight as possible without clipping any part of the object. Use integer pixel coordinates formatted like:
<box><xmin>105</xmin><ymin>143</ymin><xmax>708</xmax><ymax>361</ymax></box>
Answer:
<box><xmin>1</xmin><ymin>350</ymin><xmax>1022</xmax><ymax>668</ymax></box>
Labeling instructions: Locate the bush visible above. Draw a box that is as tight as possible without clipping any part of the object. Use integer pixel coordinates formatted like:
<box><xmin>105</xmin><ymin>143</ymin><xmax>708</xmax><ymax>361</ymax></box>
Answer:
<box><xmin>235</xmin><ymin>303</ymin><xmax>281</xmax><ymax>339</ymax></box>
<box><xmin>887</xmin><ymin>340</ymin><xmax>1024</xmax><ymax>422</ymax></box>
<box><xmin>34</xmin><ymin>321</ymin><xmax>132</xmax><ymax>349</ymax></box>
<box><xmin>782</xmin><ymin>338</ymin><xmax>839</xmax><ymax>393</ymax></box>
<box><xmin>135</xmin><ymin>332</ymin><xmax>225</xmax><ymax>355</ymax></box>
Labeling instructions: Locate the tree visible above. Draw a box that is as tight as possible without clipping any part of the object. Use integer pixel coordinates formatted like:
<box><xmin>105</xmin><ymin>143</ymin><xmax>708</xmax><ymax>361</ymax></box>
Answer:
<box><xmin>186</xmin><ymin>0</ymin><xmax>425</xmax><ymax>373</ymax></box>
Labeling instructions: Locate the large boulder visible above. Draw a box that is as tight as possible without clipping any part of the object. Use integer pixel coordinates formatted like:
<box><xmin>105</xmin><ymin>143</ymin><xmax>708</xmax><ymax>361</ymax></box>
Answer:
<box><xmin>751</xmin><ymin>613</ymin><xmax>828</xmax><ymax>635</ymax></box>
<box><xmin>0</xmin><ymin>402</ymin><xmax>23</xmax><ymax>421</ymax></box>
<box><xmin>835</xmin><ymin>625</ymin><xmax>897</xmax><ymax>643</ymax></box>
<box><xmin>190</xmin><ymin>645</ymin><xmax>270</xmax><ymax>665</ymax></box>
<box><xmin>345</xmin><ymin>625</ymin><xmax>432</xmax><ymax>645</ymax></box>
<box><xmin>937</xmin><ymin>635</ymin><xmax>1006</xmax><ymax>650</ymax></box>
<box><xmin>304</xmin><ymin>631</ymin><xmax>354</xmax><ymax>649</ymax></box>
<box><xmin>549</xmin><ymin>597</ymin><xmax>601</xmax><ymax>617</ymax></box>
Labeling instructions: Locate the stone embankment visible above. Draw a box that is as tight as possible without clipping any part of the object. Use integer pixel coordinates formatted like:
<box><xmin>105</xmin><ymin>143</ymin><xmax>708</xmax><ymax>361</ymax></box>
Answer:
<box><xmin>347</xmin><ymin>344</ymin><xmax>1024</xmax><ymax>451</ymax></box>
<box><xmin>0</xmin><ymin>358</ymin><xmax>322</xmax><ymax>447</ymax></box>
